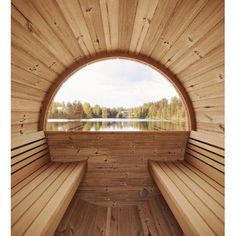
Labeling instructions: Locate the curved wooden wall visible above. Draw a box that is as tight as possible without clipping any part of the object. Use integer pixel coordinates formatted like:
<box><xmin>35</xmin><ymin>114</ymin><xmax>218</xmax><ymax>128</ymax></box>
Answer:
<box><xmin>11</xmin><ymin>0</ymin><xmax>224</xmax><ymax>136</ymax></box>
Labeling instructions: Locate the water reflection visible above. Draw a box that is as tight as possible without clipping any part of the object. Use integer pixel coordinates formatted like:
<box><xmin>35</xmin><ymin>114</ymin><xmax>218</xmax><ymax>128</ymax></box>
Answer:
<box><xmin>47</xmin><ymin>118</ymin><xmax>186</xmax><ymax>131</ymax></box>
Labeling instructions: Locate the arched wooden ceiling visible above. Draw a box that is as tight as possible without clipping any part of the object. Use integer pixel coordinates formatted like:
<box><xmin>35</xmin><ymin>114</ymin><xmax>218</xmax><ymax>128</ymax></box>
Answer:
<box><xmin>11</xmin><ymin>0</ymin><xmax>224</xmax><ymax>136</ymax></box>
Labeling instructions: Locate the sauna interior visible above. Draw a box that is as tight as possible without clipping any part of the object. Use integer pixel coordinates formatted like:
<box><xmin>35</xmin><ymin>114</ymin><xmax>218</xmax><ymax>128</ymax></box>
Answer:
<box><xmin>11</xmin><ymin>0</ymin><xmax>224</xmax><ymax>235</ymax></box>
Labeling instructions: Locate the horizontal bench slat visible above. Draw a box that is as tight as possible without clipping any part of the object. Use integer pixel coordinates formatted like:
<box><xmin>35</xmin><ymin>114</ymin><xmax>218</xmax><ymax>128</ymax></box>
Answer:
<box><xmin>161</xmin><ymin>162</ymin><xmax>224</xmax><ymax>235</ymax></box>
<box><xmin>24</xmin><ymin>161</ymin><xmax>87</xmax><ymax>236</ymax></box>
<box><xmin>186</xmin><ymin>149</ymin><xmax>224</xmax><ymax>172</ymax></box>
<box><xmin>175</xmin><ymin>162</ymin><xmax>224</xmax><ymax>206</ymax></box>
<box><xmin>11</xmin><ymin>139</ymin><xmax>47</xmax><ymax>158</ymax></box>
<box><xmin>182</xmin><ymin>161</ymin><xmax>224</xmax><ymax>194</ymax></box>
<box><xmin>190</xmin><ymin>131</ymin><xmax>224</xmax><ymax>149</ymax></box>
<box><xmin>12</xmin><ymin>131</ymin><xmax>45</xmax><ymax>149</ymax></box>
<box><xmin>185</xmin><ymin>154</ymin><xmax>224</xmax><ymax>186</ymax></box>
<box><xmin>12</xmin><ymin>163</ymin><xmax>76</xmax><ymax>235</ymax></box>
<box><xmin>11</xmin><ymin>154</ymin><xmax>51</xmax><ymax>187</ymax></box>
<box><xmin>11</xmin><ymin>149</ymin><xmax>49</xmax><ymax>173</ymax></box>
<box><xmin>149</xmin><ymin>161</ymin><xmax>215</xmax><ymax>236</ymax></box>
<box><xmin>11</xmin><ymin>162</ymin><xmax>52</xmax><ymax>196</ymax></box>
<box><xmin>187</xmin><ymin>143</ymin><xmax>224</xmax><ymax>165</ymax></box>
<box><xmin>188</xmin><ymin>138</ymin><xmax>224</xmax><ymax>156</ymax></box>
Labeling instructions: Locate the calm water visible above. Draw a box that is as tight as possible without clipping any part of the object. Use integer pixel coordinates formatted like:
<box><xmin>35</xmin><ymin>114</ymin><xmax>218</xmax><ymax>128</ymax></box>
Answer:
<box><xmin>47</xmin><ymin>118</ymin><xmax>186</xmax><ymax>131</ymax></box>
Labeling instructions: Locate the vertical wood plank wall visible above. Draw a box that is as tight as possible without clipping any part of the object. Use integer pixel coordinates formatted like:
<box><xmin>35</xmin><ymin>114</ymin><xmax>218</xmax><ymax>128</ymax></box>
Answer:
<box><xmin>11</xmin><ymin>0</ymin><xmax>224</xmax><ymax>136</ymax></box>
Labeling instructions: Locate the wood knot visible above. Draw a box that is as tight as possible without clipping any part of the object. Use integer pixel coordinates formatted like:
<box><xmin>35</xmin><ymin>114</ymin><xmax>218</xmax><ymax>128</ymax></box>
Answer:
<box><xmin>188</xmin><ymin>36</ymin><xmax>193</xmax><ymax>42</ymax></box>
<box><xmin>26</xmin><ymin>21</ymin><xmax>33</xmax><ymax>32</ymax></box>
<box><xmin>85</xmin><ymin>7</ymin><xmax>92</xmax><ymax>12</ymax></box>
<box><xmin>219</xmin><ymin>74</ymin><xmax>224</xmax><ymax>80</ymax></box>
<box><xmin>194</xmin><ymin>50</ymin><xmax>203</xmax><ymax>58</ymax></box>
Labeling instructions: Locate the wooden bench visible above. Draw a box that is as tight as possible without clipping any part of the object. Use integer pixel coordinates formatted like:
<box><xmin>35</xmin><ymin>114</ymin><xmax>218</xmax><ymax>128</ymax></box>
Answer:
<box><xmin>149</xmin><ymin>131</ymin><xmax>224</xmax><ymax>236</ymax></box>
<box><xmin>11</xmin><ymin>131</ymin><xmax>87</xmax><ymax>236</ymax></box>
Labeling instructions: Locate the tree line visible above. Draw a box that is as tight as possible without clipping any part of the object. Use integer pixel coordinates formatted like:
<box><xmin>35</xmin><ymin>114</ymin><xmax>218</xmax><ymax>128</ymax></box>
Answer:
<box><xmin>48</xmin><ymin>96</ymin><xmax>186</xmax><ymax>121</ymax></box>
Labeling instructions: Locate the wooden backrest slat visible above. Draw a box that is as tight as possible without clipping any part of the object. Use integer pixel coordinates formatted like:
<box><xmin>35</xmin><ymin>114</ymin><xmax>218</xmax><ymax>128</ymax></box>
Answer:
<box><xmin>11</xmin><ymin>162</ymin><xmax>52</xmax><ymax>196</ymax></box>
<box><xmin>11</xmin><ymin>150</ymin><xmax>49</xmax><ymax>174</ymax></box>
<box><xmin>11</xmin><ymin>154</ymin><xmax>50</xmax><ymax>188</ymax></box>
<box><xmin>182</xmin><ymin>161</ymin><xmax>224</xmax><ymax>194</ymax></box>
<box><xmin>12</xmin><ymin>131</ymin><xmax>45</xmax><ymax>149</ymax></box>
<box><xmin>186</xmin><ymin>149</ymin><xmax>224</xmax><ymax>172</ymax></box>
<box><xmin>11</xmin><ymin>139</ymin><xmax>47</xmax><ymax>158</ymax></box>
<box><xmin>11</xmin><ymin>131</ymin><xmax>51</xmax><ymax>189</ymax></box>
<box><xmin>185</xmin><ymin>131</ymin><xmax>225</xmax><ymax>186</ymax></box>
<box><xmin>187</xmin><ymin>143</ymin><xmax>224</xmax><ymax>164</ymax></box>
<box><xmin>189</xmin><ymin>131</ymin><xmax>224</xmax><ymax>149</ymax></box>
<box><xmin>188</xmin><ymin>139</ymin><xmax>224</xmax><ymax>156</ymax></box>
<box><xmin>185</xmin><ymin>154</ymin><xmax>224</xmax><ymax>186</ymax></box>
<box><xmin>175</xmin><ymin>162</ymin><xmax>224</xmax><ymax>207</ymax></box>
<box><xmin>12</xmin><ymin>143</ymin><xmax>48</xmax><ymax>165</ymax></box>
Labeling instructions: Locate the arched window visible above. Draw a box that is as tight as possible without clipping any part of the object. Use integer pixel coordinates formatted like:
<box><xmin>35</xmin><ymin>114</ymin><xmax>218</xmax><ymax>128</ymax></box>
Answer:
<box><xmin>45</xmin><ymin>58</ymin><xmax>192</xmax><ymax>131</ymax></box>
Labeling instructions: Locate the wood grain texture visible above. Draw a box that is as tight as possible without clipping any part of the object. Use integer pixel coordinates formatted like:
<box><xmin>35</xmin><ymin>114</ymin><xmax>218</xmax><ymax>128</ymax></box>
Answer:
<box><xmin>46</xmin><ymin>131</ymin><xmax>189</xmax><ymax>206</ymax></box>
<box><xmin>11</xmin><ymin>131</ymin><xmax>87</xmax><ymax>236</ymax></box>
<box><xmin>149</xmin><ymin>160</ymin><xmax>224</xmax><ymax>236</ymax></box>
<box><xmin>55</xmin><ymin>196</ymin><xmax>182</xmax><ymax>236</ymax></box>
<box><xmin>11</xmin><ymin>0</ymin><xmax>224</xmax><ymax>135</ymax></box>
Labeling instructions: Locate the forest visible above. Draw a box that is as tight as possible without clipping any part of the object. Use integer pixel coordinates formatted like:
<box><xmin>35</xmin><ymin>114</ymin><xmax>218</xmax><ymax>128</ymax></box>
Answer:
<box><xmin>48</xmin><ymin>96</ymin><xmax>186</xmax><ymax>121</ymax></box>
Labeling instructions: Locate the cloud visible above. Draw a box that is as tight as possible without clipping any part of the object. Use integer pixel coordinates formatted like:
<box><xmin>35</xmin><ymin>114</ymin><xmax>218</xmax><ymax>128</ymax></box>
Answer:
<box><xmin>54</xmin><ymin>59</ymin><xmax>179</xmax><ymax>108</ymax></box>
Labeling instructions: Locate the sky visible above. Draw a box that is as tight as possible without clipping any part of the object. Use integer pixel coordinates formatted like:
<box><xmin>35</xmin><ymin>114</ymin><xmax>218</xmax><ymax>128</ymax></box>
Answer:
<box><xmin>54</xmin><ymin>59</ymin><xmax>179</xmax><ymax>108</ymax></box>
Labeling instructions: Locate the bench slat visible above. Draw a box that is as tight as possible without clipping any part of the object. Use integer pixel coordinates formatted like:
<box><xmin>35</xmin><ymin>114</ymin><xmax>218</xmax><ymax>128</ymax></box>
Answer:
<box><xmin>11</xmin><ymin>162</ymin><xmax>52</xmax><ymax>196</ymax></box>
<box><xmin>188</xmin><ymin>138</ymin><xmax>224</xmax><ymax>156</ymax></box>
<box><xmin>175</xmin><ymin>162</ymin><xmax>224</xmax><ymax>206</ymax></box>
<box><xmin>149</xmin><ymin>161</ymin><xmax>215</xmax><ymax>236</ymax></box>
<box><xmin>24</xmin><ymin>161</ymin><xmax>87</xmax><ymax>236</ymax></box>
<box><xmin>12</xmin><ymin>163</ymin><xmax>76</xmax><ymax>236</ymax></box>
<box><xmin>166</xmin><ymin>163</ymin><xmax>224</xmax><ymax>222</ymax></box>
<box><xmin>12</xmin><ymin>131</ymin><xmax>45</xmax><ymax>149</ymax></box>
<box><xmin>185</xmin><ymin>154</ymin><xmax>224</xmax><ymax>186</ymax></box>
<box><xmin>187</xmin><ymin>143</ymin><xmax>224</xmax><ymax>164</ymax></box>
<box><xmin>161</xmin><ymin>162</ymin><xmax>224</xmax><ymax>235</ymax></box>
<box><xmin>182</xmin><ymin>161</ymin><xmax>224</xmax><ymax>194</ymax></box>
<box><xmin>186</xmin><ymin>149</ymin><xmax>224</xmax><ymax>172</ymax></box>
<box><xmin>11</xmin><ymin>139</ymin><xmax>47</xmax><ymax>158</ymax></box>
<box><xmin>11</xmin><ymin>143</ymin><xmax>48</xmax><ymax>165</ymax></box>
<box><xmin>11</xmin><ymin>154</ymin><xmax>50</xmax><ymax>187</ymax></box>
<box><xmin>12</xmin><ymin>163</ymin><xmax>61</xmax><ymax>209</ymax></box>
<box><xmin>11</xmin><ymin>149</ymin><xmax>49</xmax><ymax>173</ymax></box>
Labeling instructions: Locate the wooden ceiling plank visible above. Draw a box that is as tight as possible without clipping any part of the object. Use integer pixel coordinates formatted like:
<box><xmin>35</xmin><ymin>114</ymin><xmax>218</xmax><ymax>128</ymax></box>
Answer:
<box><xmin>12</xmin><ymin>18</ymin><xmax>65</xmax><ymax>74</ymax></box>
<box><xmin>12</xmin><ymin>45</ymin><xmax>58</xmax><ymax>82</ymax></box>
<box><xmin>30</xmin><ymin>0</ymin><xmax>85</xmax><ymax>61</ymax></box>
<box><xmin>56</xmin><ymin>0</ymin><xmax>96</xmax><ymax>56</ymax></box>
<box><xmin>178</xmin><ymin>46</ymin><xmax>224</xmax><ymax>81</ymax></box>
<box><xmin>12</xmin><ymin>0</ymin><xmax>74</xmax><ymax>66</ymax></box>
<box><xmin>99</xmin><ymin>0</ymin><xmax>119</xmax><ymax>51</ymax></box>
<box><xmin>183</xmin><ymin>65</ymin><xmax>224</xmax><ymax>91</ymax></box>
<box><xmin>129</xmin><ymin>0</ymin><xmax>159</xmax><ymax>54</ymax></box>
<box><xmin>118</xmin><ymin>0</ymin><xmax>139</xmax><ymax>52</ymax></box>
<box><xmin>78</xmin><ymin>0</ymin><xmax>107</xmax><ymax>53</ymax></box>
<box><xmin>161</xmin><ymin>0</ymin><xmax>224</xmax><ymax>67</ymax></box>
<box><xmin>151</xmin><ymin>0</ymin><xmax>208</xmax><ymax>61</ymax></box>
<box><xmin>140</xmin><ymin>0</ymin><xmax>179</xmax><ymax>57</ymax></box>
<box><xmin>170</xmin><ymin>21</ymin><xmax>224</xmax><ymax>74</ymax></box>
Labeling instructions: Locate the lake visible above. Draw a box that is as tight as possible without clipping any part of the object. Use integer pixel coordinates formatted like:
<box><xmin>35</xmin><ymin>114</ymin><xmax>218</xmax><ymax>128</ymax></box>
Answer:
<box><xmin>47</xmin><ymin>118</ymin><xmax>187</xmax><ymax>131</ymax></box>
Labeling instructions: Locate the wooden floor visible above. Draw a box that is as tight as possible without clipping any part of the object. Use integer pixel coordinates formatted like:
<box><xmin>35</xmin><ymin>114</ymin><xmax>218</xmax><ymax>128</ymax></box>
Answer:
<box><xmin>55</xmin><ymin>191</ymin><xmax>182</xmax><ymax>236</ymax></box>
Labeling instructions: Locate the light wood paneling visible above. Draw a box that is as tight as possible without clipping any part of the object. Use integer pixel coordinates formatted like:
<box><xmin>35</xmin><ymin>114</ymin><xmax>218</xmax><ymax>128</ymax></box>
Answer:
<box><xmin>11</xmin><ymin>0</ymin><xmax>224</xmax><ymax>135</ymax></box>
<box><xmin>46</xmin><ymin>131</ymin><xmax>189</xmax><ymax>206</ymax></box>
<box><xmin>11</xmin><ymin>131</ymin><xmax>87</xmax><ymax>236</ymax></box>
